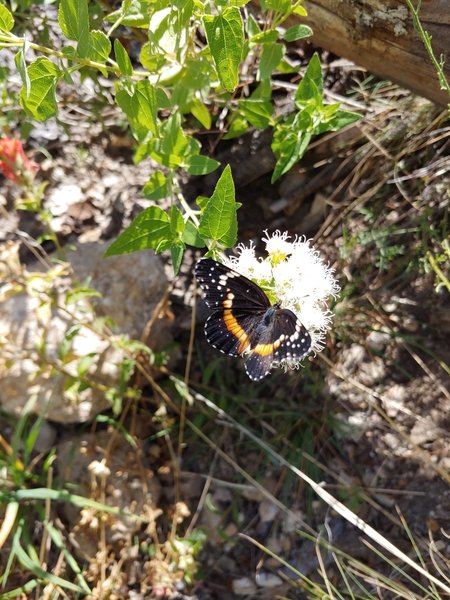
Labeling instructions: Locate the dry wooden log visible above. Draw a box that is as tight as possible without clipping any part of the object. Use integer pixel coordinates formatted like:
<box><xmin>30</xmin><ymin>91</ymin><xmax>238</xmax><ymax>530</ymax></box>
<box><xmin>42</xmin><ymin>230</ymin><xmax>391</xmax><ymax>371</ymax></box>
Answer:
<box><xmin>301</xmin><ymin>0</ymin><xmax>450</xmax><ymax>106</ymax></box>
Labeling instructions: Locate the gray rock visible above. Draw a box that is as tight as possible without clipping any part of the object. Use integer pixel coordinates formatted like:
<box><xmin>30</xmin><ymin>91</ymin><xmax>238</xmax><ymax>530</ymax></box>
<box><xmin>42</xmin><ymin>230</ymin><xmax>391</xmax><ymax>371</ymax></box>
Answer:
<box><xmin>367</xmin><ymin>330</ymin><xmax>390</xmax><ymax>352</ymax></box>
<box><xmin>0</xmin><ymin>241</ymin><xmax>171</xmax><ymax>422</ymax></box>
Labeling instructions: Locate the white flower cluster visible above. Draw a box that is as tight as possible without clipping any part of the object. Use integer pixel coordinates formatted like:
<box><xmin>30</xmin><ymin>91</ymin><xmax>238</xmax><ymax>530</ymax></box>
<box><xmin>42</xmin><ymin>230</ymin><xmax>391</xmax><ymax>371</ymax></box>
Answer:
<box><xmin>223</xmin><ymin>231</ymin><xmax>340</xmax><ymax>363</ymax></box>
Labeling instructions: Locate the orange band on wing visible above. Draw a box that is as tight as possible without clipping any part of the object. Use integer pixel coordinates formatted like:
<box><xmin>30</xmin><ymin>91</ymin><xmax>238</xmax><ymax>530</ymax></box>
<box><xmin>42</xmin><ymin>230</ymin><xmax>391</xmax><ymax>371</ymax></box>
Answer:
<box><xmin>252</xmin><ymin>339</ymin><xmax>281</xmax><ymax>356</ymax></box>
<box><xmin>223</xmin><ymin>309</ymin><xmax>250</xmax><ymax>353</ymax></box>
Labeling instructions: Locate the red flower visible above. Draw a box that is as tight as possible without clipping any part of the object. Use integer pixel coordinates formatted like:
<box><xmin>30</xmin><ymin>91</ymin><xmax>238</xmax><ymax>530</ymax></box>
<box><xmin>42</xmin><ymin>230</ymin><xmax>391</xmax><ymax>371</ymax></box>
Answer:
<box><xmin>0</xmin><ymin>137</ymin><xmax>39</xmax><ymax>185</ymax></box>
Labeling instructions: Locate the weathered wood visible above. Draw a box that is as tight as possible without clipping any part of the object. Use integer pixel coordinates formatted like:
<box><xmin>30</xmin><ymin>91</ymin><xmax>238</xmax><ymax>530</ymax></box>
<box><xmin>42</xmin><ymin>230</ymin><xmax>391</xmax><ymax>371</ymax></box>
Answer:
<box><xmin>301</xmin><ymin>0</ymin><xmax>450</xmax><ymax>106</ymax></box>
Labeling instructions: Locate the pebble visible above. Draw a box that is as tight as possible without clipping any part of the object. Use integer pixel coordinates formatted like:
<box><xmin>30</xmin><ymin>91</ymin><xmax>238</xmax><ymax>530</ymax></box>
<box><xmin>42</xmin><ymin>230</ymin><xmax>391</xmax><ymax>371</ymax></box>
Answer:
<box><xmin>232</xmin><ymin>577</ymin><xmax>257</xmax><ymax>595</ymax></box>
<box><xmin>258</xmin><ymin>500</ymin><xmax>279</xmax><ymax>523</ymax></box>
<box><xmin>367</xmin><ymin>330</ymin><xmax>390</xmax><ymax>352</ymax></box>
<box><xmin>255</xmin><ymin>571</ymin><xmax>283</xmax><ymax>588</ymax></box>
<box><xmin>341</xmin><ymin>344</ymin><xmax>366</xmax><ymax>374</ymax></box>
<box><xmin>382</xmin><ymin>384</ymin><xmax>406</xmax><ymax>417</ymax></box>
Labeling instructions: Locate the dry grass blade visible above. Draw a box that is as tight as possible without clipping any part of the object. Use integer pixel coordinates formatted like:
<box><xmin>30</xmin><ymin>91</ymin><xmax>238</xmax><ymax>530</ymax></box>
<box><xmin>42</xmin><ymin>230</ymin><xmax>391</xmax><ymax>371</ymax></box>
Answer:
<box><xmin>190</xmin><ymin>385</ymin><xmax>450</xmax><ymax>595</ymax></box>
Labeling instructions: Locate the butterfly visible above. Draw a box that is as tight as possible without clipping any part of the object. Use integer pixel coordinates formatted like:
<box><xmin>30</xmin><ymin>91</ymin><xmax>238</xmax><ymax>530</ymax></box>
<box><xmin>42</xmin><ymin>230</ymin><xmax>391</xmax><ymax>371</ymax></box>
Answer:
<box><xmin>194</xmin><ymin>258</ymin><xmax>312</xmax><ymax>381</ymax></box>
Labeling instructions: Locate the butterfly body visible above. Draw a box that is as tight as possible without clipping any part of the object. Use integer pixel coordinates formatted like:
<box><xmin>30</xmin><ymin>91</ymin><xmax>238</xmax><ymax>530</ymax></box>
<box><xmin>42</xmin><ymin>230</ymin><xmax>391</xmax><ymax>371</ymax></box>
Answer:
<box><xmin>195</xmin><ymin>259</ymin><xmax>312</xmax><ymax>381</ymax></box>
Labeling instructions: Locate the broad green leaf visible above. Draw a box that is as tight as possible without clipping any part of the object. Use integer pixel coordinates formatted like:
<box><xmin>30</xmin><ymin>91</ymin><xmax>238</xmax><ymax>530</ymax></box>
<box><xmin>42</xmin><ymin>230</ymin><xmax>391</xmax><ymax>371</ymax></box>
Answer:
<box><xmin>149</xmin><ymin>113</ymin><xmax>202</xmax><ymax>168</ymax></box>
<box><xmin>247</xmin><ymin>12</ymin><xmax>260</xmax><ymax>37</ymax></box>
<box><xmin>185</xmin><ymin>155</ymin><xmax>220</xmax><ymax>176</ymax></box>
<box><xmin>149</xmin><ymin>7</ymin><xmax>187</xmax><ymax>56</ymax></box>
<box><xmin>182</xmin><ymin>221</ymin><xmax>206</xmax><ymax>248</ymax></box>
<box><xmin>284</xmin><ymin>24</ymin><xmax>312</xmax><ymax>41</ymax></box>
<box><xmin>261</xmin><ymin>0</ymin><xmax>291</xmax><ymax>13</ymax></box>
<box><xmin>276</xmin><ymin>56</ymin><xmax>300</xmax><ymax>74</ymax></box>
<box><xmin>249</xmin><ymin>30</ymin><xmax>278</xmax><ymax>45</ymax></box>
<box><xmin>19</xmin><ymin>57</ymin><xmax>59</xmax><ymax>122</ymax></box>
<box><xmin>190</xmin><ymin>99</ymin><xmax>212</xmax><ymax>129</ymax></box>
<box><xmin>170</xmin><ymin>206</ymin><xmax>185</xmax><ymax>239</ymax></box>
<box><xmin>203</xmin><ymin>7</ymin><xmax>244</xmax><ymax>92</ymax></box>
<box><xmin>58</xmin><ymin>0</ymin><xmax>90</xmax><ymax>57</ymax></box>
<box><xmin>223</xmin><ymin>116</ymin><xmax>249</xmax><ymax>139</ymax></box>
<box><xmin>293</xmin><ymin>2</ymin><xmax>308</xmax><ymax>17</ymax></box>
<box><xmin>116</xmin><ymin>80</ymin><xmax>157</xmax><ymax>140</ymax></box>
<box><xmin>316</xmin><ymin>109</ymin><xmax>361</xmax><ymax>134</ymax></box>
<box><xmin>198</xmin><ymin>165</ymin><xmax>239</xmax><ymax>247</ymax></box>
<box><xmin>0</xmin><ymin>4</ymin><xmax>14</xmax><ymax>32</ymax></box>
<box><xmin>251</xmin><ymin>79</ymin><xmax>272</xmax><ymax>99</ymax></box>
<box><xmin>195</xmin><ymin>195</ymin><xmax>209</xmax><ymax>209</ymax></box>
<box><xmin>139</xmin><ymin>42</ymin><xmax>165</xmax><ymax>72</ymax></box>
<box><xmin>171</xmin><ymin>56</ymin><xmax>213</xmax><ymax>113</ymax></box>
<box><xmin>88</xmin><ymin>30</ymin><xmax>111</xmax><ymax>64</ymax></box>
<box><xmin>171</xmin><ymin>243</ymin><xmax>184</xmax><ymax>275</ymax></box>
<box><xmin>143</xmin><ymin>171</ymin><xmax>168</xmax><ymax>200</ymax></box>
<box><xmin>258</xmin><ymin>42</ymin><xmax>284</xmax><ymax>80</ymax></box>
<box><xmin>156</xmin><ymin>87</ymin><xmax>171</xmax><ymax>109</ymax></box>
<box><xmin>271</xmin><ymin>128</ymin><xmax>311</xmax><ymax>182</ymax></box>
<box><xmin>114</xmin><ymin>39</ymin><xmax>133</xmax><ymax>76</ymax></box>
<box><xmin>106</xmin><ymin>0</ymin><xmax>150</xmax><ymax>28</ymax></box>
<box><xmin>105</xmin><ymin>206</ymin><xmax>172</xmax><ymax>256</ymax></box>
<box><xmin>239</xmin><ymin>98</ymin><xmax>273</xmax><ymax>128</ymax></box>
<box><xmin>295</xmin><ymin>53</ymin><xmax>323</xmax><ymax>106</ymax></box>
<box><xmin>171</xmin><ymin>0</ymin><xmax>195</xmax><ymax>26</ymax></box>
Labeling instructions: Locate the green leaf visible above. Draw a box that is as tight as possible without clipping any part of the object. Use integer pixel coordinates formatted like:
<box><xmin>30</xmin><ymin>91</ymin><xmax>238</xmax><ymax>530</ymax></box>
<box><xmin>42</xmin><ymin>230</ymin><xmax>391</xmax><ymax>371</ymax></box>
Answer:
<box><xmin>105</xmin><ymin>206</ymin><xmax>172</xmax><ymax>256</ymax></box>
<box><xmin>143</xmin><ymin>171</ymin><xmax>168</xmax><ymax>200</ymax></box>
<box><xmin>171</xmin><ymin>56</ymin><xmax>213</xmax><ymax>113</ymax></box>
<box><xmin>185</xmin><ymin>155</ymin><xmax>220</xmax><ymax>176</ymax></box>
<box><xmin>249</xmin><ymin>30</ymin><xmax>278</xmax><ymax>45</ymax></box>
<box><xmin>0</xmin><ymin>4</ymin><xmax>14</xmax><ymax>32</ymax></box>
<box><xmin>261</xmin><ymin>0</ymin><xmax>291</xmax><ymax>13</ymax></box>
<box><xmin>203</xmin><ymin>7</ymin><xmax>244</xmax><ymax>92</ymax></box>
<box><xmin>315</xmin><ymin>109</ymin><xmax>361</xmax><ymax>134</ymax></box>
<box><xmin>223</xmin><ymin>115</ymin><xmax>249</xmax><ymax>139</ymax></box>
<box><xmin>239</xmin><ymin>98</ymin><xmax>273</xmax><ymax>128</ymax></box>
<box><xmin>190</xmin><ymin>98</ymin><xmax>212</xmax><ymax>129</ymax></box>
<box><xmin>182</xmin><ymin>221</ymin><xmax>206</xmax><ymax>248</ymax></box>
<box><xmin>198</xmin><ymin>165</ymin><xmax>239</xmax><ymax>247</ymax></box>
<box><xmin>258</xmin><ymin>42</ymin><xmax>284</xmax><ymax>80</ymax></box>
<box><xmin>271</xmin><ymin>127</ymin><xmax>311</xmax><ymax>182</ymax></box>
<box><xmin>148</xmin><ymin>6</ymin><xmax>187</xmax><ymax>56</ymax></box>
<box><xmin>15</xmin><ymin>49</ymin><xmax>30</xmax><ymax>97</ymax></box>
<box><xmin>171</xmin><ymin>243</ymin><xmax>184</xmax><ymax>275</ymax></box>
<box><xmin>247</xmin><ymin>12</ymin><xmax>261</xmax><ymax>37</ymax></box>
<box><xmin>19</xmin><ymin>57</ymin><xmax>59</xmax><ymax>122</ymax></box>
<box><xmin>284</xmin><ymin>24</ymin><xmax>313</xmax><ymax>41</ymax></box>
<box><xmin>295</xmin><ymin>53</ymin><xmax>323</xmax><ymax>106</ymax></box>
<box><xmin>292</xmin><ymin>3</ymin><xmax>308</xmax><ymax>17</ymax></box>
<box><xmin>88</xmin><ymin>30</ymin><xmax>111</xmax><ymax>64</ymax></box>
<box><xmin>114</xmin><ymin>39</ymin><xmax>133</xmax><ymax>76</ymax></box>
<box><xmin>149</xmin><ymin>113</ymin><xmax>201</xmax><ymax>168</ymax></box>
<box><xmin>116</xmin><ymin>80</ymin><xmax>157</xmax><ymax>140</ymax></box>
<box><xmin>58</xmin><ymin>0</ymin><xmax>90</xmax><ymax>57</ymax></box>
<box><xmin>139</xmin><ymin>41</ymin><xmax>164</xmax><ymax>72</ymax></box>
<box><xmin>170</xmin><ymin>206</ymin><xmax>185</xmax><ymax>238</ymax></box>
<box><xmin>195</xmin><ymin>196</ymin><xmax>209</xmax><ymax>210</ymax></box>
<box><xmin>106</xmin><ymin>0</ymin><xmax>150</xmax><ymax>28</ymax></box>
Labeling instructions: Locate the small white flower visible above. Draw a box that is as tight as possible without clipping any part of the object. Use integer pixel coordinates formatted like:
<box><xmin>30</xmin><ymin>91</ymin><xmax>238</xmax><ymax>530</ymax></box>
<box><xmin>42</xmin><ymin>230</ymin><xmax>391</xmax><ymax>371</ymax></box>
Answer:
<box><xmin>222</xmin><ymin>231</ymin><xmax>340</xmax><ymax>369</ymax></box>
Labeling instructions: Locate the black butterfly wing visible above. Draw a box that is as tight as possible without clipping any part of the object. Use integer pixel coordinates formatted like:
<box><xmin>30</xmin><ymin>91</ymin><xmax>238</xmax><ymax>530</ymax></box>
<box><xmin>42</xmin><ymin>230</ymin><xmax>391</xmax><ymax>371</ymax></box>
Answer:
<box><xmin>204</xmin><ymin>309</ymin><xmax>265</xmax><ymax>357</ymax></box>
<box><xmin>195</xmin><ymin>259</ymin><xmax>270</xmax><ymax>312</ymax></box>
<box><xmin>244</xmin><ymin>308</ymin><xmax>312</xmax><ymax>381</ymax></box>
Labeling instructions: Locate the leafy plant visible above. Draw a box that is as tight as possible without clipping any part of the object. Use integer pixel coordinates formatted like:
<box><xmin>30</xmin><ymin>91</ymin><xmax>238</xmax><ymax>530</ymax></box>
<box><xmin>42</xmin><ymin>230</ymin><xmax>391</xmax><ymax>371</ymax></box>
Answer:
<box><xmin>0</xmin><ymin>0</ymin><xmax>360</xmax><ymax>271</ymax></box>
